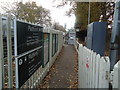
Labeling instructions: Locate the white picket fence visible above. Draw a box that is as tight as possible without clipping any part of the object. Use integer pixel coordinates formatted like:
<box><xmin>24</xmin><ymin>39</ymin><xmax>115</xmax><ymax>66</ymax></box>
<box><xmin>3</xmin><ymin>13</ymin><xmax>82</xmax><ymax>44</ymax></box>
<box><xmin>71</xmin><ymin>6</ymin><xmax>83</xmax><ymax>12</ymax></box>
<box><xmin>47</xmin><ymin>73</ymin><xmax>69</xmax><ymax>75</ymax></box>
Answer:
<box><xmin>75</xmin><ymin>42</ymin><xmax>119</xmax><ymax>89</ymax></box>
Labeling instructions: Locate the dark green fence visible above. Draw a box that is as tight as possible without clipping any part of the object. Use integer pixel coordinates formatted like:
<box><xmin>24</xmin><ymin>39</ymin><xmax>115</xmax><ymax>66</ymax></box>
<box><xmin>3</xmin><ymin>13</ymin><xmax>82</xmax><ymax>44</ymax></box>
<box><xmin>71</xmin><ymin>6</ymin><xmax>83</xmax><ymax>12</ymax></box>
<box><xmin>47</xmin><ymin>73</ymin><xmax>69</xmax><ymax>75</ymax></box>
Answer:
<box><xmin>52</xmin><ymin>34</ymin><xmax>58</xmax><ymax>56</ymax></box>
<box><xmin>43</xmin><ymin>33</ymin><xmax>50</xmax><ymax>66</ymax></box>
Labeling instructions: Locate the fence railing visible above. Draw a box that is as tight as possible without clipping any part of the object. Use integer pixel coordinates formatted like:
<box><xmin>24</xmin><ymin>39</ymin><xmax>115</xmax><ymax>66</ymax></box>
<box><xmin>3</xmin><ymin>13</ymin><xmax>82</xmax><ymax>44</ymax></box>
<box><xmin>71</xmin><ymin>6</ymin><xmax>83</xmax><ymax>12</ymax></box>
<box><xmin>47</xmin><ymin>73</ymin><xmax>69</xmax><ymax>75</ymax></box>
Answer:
<box><xmin>0</xmin><ymin>14</ymin><xmax>64</xmax><ymax>89</ymax></box>
<box><xmin>76</xmin><ymin>42</ymin><xmax>119</xmax><ymax>89</ymax></box>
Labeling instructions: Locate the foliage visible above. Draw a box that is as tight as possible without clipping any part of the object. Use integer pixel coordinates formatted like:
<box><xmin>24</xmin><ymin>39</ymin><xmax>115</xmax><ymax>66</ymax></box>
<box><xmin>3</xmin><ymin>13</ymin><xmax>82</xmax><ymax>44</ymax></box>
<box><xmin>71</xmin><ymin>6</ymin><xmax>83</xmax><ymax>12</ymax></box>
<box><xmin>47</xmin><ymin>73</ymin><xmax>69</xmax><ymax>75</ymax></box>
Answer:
<box><xmin>53</xmin><ymin>1</ymin><xmax>115</xmax><ymax>31</ymax></box>
<box><xmin>1</xmin><ymin>1</ymin><xmax>52</xmax><ymax>27</ymax></box>
<box><xmin>52</xmin><ymin>22</ymin><xmax>66</xmax><ymax>32</ymax></box>
<box><xmin>74</xmin><ymin>3</ymin><xmax>89</xmax><ymax>30</ymax></box>
<box><xmin>53</xmin><ymin>0</ymin><xmax>76</xmax><ymax>17</ymax></box>
<box><xmin>74</xmin><ymin>2</ymin><xmax>108</xmax><ymax>30</ymax></box>
<box><xmin>106</xmin><ymin>2</ymin><xmax>115</xmax><ymax>30</ymax></box>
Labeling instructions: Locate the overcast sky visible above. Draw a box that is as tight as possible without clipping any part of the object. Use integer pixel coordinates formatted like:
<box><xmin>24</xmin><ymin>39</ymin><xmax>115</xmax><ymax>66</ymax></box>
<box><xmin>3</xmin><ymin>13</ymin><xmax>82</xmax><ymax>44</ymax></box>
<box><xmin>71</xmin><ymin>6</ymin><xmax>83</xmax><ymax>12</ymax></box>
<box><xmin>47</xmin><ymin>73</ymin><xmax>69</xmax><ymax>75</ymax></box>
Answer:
<box><xmin>0</xmin><ymin>0</ymin><xmax>75</xmax><ymax>29</ymax></box>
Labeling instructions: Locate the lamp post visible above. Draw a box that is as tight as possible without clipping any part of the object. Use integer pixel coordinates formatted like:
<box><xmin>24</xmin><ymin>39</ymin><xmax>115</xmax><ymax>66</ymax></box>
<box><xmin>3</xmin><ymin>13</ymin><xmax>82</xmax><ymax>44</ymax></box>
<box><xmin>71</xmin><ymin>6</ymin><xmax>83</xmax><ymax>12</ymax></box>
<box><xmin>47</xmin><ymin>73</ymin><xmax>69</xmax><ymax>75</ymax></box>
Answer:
<box><xmin>88</xmin><ymin>0</ymin><xmax>90</xmax><ymax>24</ymax></box>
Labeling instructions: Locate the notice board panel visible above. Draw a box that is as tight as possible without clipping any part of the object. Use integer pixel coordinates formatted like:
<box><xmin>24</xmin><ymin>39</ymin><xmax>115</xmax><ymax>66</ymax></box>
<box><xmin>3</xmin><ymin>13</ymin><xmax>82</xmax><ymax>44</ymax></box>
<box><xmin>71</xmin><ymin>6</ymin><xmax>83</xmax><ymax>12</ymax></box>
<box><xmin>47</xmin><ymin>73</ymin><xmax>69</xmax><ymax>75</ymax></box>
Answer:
<box><xmin>16</xmin><ymin>48</ymin><xmax>43</xmax><ymax>88</ymax></box>
<box><xmin>55</xmin><ymin>34</ymin><xmax>58</xmax><ymax>52</ymax></box>
<box><xmin>43</xmin><ymin>33</ymin><xmax>49</xmax><ymax>66</ymax></box>
<box><xmin>52</xmin><ymin>34</ymin><xmax>56</xmax><ymax>56</ymax></box>
<box><xmin>52</xmin><ymin>34</ymin><xmax>58</xmax><ymax>56</ymax></box>
<box><xmin>16</xmin><ymin>21</ymin><xmax>43</xmax><ymax>55</ymax></box>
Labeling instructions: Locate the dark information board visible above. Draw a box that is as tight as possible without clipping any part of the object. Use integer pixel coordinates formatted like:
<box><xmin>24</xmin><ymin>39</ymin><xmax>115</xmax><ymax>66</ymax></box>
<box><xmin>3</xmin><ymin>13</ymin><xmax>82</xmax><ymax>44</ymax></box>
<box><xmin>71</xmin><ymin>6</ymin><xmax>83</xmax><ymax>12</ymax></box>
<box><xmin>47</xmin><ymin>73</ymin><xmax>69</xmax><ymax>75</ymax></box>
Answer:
<box><xmin>14</xmin><ymin>21</ymin><xmax>43</xmax><ymax>88</ymax></box>
<box><xmin>43</xmin><ymin>33</ymin><xmax>49</xmax><ymax>66</ymax></box>
<box><xmin>52</xmin><ymin>34</ymin><xmax>56</xmax><ymax>56</ymax></box>
<box><xmin>52</xmin><ymin>34</ymin><xmax>58</xmax><ymax>56</ymax></box>
<box><xmin>17</xmin><ymin>48</ymin><xmax>43</xmax><ymax>87</ymax></box>
<box><xmin>16</xmin><ymin>21</ymin><xmax>43</xmax><ymax>55</ymax></box>
<box><xmin>55</xmin><ymin>35</ymin><xmax>58</xmax><ymax>52</ymax></box>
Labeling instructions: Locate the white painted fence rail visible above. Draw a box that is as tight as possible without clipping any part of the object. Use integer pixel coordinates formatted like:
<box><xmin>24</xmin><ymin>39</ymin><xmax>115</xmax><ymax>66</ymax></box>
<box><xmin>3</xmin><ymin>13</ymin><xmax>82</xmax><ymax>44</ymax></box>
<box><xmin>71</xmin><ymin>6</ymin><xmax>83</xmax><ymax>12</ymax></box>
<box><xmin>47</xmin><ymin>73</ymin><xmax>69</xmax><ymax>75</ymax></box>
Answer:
<box><xmin>77</xmin><ymin>43</ymin><xmax>119</xmax><ymax>89</ymax></box>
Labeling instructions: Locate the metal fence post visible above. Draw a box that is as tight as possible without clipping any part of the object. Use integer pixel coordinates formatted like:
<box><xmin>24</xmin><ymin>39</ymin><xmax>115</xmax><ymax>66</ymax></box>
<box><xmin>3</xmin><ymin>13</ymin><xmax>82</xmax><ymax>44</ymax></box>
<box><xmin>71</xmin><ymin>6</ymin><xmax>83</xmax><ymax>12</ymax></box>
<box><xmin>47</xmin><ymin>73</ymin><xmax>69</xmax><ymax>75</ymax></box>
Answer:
<box><xmin>13</xmin><ymin>17</ymin><xmax>19</xmax><ymax>88</ymax></box>
<box><xmin>0</xmin><ymin>14</ymin><xmax>4</xmax><ymax>89</ymax></box>
<box><xmin>110</xmin><ymin>0</ymin><xmax>120</xmax><ymax>70</ymax></box>
<box><xmin>49</xmin><ymin>32</ymin><xmax>52</xmax><ymax>63</ymax></box>
<box><xmin>6</xmin><ymin>14</ymin><xmax>13</xmax><ymax>88</ymax></box>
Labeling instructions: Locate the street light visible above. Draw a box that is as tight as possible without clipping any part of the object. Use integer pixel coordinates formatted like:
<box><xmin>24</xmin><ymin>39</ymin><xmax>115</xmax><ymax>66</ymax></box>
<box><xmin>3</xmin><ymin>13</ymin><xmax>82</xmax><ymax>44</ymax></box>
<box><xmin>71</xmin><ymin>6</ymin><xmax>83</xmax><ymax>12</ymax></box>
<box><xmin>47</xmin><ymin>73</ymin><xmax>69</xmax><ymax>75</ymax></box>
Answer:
<box><xmin>88</xmin><ymin>0</ymin><xmax>90</xmax><ymax>24</ymax></box>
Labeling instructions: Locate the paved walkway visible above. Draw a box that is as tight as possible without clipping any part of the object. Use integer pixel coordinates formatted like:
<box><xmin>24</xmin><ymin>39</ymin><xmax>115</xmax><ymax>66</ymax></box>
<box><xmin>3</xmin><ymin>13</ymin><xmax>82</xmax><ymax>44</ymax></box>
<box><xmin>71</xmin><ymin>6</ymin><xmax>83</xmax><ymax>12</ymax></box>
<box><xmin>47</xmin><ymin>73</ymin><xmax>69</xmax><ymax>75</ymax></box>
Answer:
<box><xmin>39</xmin><ymin>44</ymin><xmax>78</xmax><ymax>88</ymax></box>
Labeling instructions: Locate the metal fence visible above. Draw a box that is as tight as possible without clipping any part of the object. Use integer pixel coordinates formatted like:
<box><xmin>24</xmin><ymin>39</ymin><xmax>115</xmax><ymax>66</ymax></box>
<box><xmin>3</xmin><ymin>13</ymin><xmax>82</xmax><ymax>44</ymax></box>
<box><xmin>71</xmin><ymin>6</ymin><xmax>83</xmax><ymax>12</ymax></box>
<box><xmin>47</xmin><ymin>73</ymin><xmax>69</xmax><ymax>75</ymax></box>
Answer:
<box><xmin>0</xmin><ymin>14</ymin><xmax>64</xmax><ymax>89</ymax></box>
<box><xmin>75</xmin><ymin>42</ymin><xmax>119</xmax><ymax>89</ymax></box>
